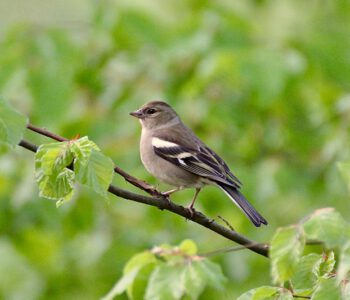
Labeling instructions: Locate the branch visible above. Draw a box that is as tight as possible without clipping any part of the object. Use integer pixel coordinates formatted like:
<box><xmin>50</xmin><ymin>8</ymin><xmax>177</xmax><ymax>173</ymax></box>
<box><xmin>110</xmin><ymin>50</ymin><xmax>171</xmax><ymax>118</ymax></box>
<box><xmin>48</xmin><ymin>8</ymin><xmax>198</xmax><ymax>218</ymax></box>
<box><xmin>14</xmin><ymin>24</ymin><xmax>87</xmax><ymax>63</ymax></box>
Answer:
<box><xmin>20</xmin><ymin>124</ymin><xmax>270</xmax><ymax>257</ymax></box>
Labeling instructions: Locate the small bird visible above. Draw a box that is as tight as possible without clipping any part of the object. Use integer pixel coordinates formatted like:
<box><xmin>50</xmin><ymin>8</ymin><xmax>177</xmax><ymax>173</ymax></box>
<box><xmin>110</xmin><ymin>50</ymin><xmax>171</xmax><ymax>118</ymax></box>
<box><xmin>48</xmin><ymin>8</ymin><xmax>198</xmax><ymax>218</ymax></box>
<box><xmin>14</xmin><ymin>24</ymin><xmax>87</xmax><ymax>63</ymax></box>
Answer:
<box><xmin>130</xmin><ymin>101</ymin><xmax>268</xmax><ymax>227</ymax></box>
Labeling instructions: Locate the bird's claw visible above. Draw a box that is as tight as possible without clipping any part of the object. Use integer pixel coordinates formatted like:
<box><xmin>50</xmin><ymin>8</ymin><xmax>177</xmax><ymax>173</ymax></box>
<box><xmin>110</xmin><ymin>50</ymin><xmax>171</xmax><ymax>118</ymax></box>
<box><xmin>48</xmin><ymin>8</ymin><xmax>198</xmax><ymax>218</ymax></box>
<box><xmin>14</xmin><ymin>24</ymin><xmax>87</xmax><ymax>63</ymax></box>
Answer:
<box><xmin>161</xmin><ymin>192</ymin><xmax>171</xmax><ymax>204</ymax></box>
<box><xmin>186</xmin><ymin>205</ymin><xmax>196</xmax><ymax>219</ymax></box>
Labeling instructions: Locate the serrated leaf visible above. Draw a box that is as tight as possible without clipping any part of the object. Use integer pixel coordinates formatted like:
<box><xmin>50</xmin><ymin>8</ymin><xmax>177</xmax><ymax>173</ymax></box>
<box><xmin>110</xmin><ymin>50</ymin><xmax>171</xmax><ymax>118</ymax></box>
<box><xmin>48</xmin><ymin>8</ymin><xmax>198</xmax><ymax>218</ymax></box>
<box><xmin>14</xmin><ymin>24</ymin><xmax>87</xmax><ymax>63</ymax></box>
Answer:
<box><xmin>182</xmin><ymin>259</ymin><xmax>226</xmax><ymax>300</ymax></box>
<box><xmin>291</xmin><ymin>253</ymin><xmax>323</xmax><ymax>292</ymax></box>
<box><xmin>124</xmin><ymin>251</ymin><xmax>156</xmax><ymax>274</ymax></box>
<box><xmin>102</xmin><ymin>268</ymin><xmax>140</xmax><ymax>300</ymax></box>
<box><xmin>103</xmin><ymin>251</ymin><xmax>156</xmax><ymax>300</ymax></box>
<box><xmin>0</xmin><ymin>99</ymin><xmax>27</xmax><ymax>148</ymax></box>
<box><xmin>303</xmin><ymin>208</ymin><xmax>350</xmax><ymax>248</ymax></box>
<box><xmin>270</xmin><ymin>226</ymin><xmax>305</xmax><ymax>284</ymax></box>
<box><xmin>145</xmin><ymin>264</ymin><xmax>185</xmax><ymax>300</ymax></box>
<box><xmin>144</xmin><ymin>258</ymin><xmax>226</xmax><ymax>300</ymax></box>
<box><xmin>192</xmin><ymin>259</ymin><xmax>227</xmax><ymax>290</ymax></box>
<box><xmin>179</xmin><ymin>239</ymin><xmax>197</xmax><ymax>255</ymax></box>
<box><xmin>238</xmin><ymin>286</ymin><xmax>294</xmax><ymax>300</ymax></box>
<box><xmin>312</xmin><ymin>278</ymin><xmax>341</xmax><ymax>300</ymax></box>
<box><xmin>183</xmin><ymin>262</ymin><xmax>207</xmax><ymax>300</ymax></box>
<box><xmin>70</xmin><ymin>136</ymin><xmax>99</xmax><ymax>159</ymax></box>
<box><xmin>277</xmin><ymin>290</ymin><xmax>294</xmax><ymax>300</ymax></box>
<box><xmin>39</xmin><ymin>143</ymin><xmax>74</xmax><ymax>175</ymax></box>
<box><xmin>337</xmin><ymin>242</ymin><xmax>350</xmax><ymax>282</ymax></box>
<box><xmin>35</xmin><ymin>142</ymin><xmax>75</xmax><ymax>205</ymax></box>
<box><xmin>318</xmin><ymin>251</ymin><xmax>335</xmax><ymax>279</ymax></box>
<box><xmin>74</xmin><ymin>148</ymin><xmax>114</xmax><ymax>196</ymax></box>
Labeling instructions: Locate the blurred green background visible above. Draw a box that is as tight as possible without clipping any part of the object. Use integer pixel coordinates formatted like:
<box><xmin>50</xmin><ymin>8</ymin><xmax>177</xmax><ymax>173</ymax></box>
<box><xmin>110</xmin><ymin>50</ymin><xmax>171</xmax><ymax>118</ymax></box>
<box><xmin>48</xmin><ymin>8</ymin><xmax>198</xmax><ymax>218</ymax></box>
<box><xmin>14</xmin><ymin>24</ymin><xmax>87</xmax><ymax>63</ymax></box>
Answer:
<box><xmin>1</xmin><ymin>0</ymin><xmax>350</xmax><ymax>299</ymax></box>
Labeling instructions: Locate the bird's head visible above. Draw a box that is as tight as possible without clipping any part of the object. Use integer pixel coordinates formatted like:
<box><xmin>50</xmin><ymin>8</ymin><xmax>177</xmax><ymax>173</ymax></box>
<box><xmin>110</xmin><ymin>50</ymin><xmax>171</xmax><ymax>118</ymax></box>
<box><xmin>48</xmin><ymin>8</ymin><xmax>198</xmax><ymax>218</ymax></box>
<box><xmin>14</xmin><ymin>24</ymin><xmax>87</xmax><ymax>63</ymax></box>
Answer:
<box><xmin>130</xmin><ymin>101</ymin><xmax>179</xmax><ymax>130</ymax></box>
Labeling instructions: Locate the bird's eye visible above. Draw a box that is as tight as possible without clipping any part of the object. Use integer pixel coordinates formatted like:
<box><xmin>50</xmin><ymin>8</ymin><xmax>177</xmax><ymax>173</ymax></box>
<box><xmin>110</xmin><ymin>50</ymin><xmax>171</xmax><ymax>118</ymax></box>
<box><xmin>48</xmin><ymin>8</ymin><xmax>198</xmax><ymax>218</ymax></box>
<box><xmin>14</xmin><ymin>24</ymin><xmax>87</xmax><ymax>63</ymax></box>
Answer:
<box><xmin>146</xmin><ymin>108</ymin><xmax>157</xmax><ymax>114</ymax></box>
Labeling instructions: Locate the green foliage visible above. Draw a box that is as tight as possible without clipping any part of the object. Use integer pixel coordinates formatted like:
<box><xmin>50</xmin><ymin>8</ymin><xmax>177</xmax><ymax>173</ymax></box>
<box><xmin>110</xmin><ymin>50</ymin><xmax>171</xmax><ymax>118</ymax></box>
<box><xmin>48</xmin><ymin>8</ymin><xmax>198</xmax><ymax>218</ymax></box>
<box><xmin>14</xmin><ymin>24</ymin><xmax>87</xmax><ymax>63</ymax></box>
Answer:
<box><xmin>1</xmin><ymin>0</ymin><xmax>350</xmax><ymax>299</ymax></box>
<box><xmin>303</xmin><ymin>208</ymin><xmax>350</xmax><ymax>248</ymax></box>
<box><xmin>0</xmin><ymin>99</ymin><xmax>27</xmax><ymax>148</ymax></box>
<box><xmin>290</xmin><ymin>253</ymin><xmax>324</xmax><ymax>294</ymax></box>
<box><xmin>270</xmin><ymin>226</ymin><xmax>305</xmax><ymax>284</ymax></box>
<box><xmin>312</xmin><ymin>278</ymin><xmax>341</xmax><ymax>300</ymax></box>
<box><xmin>35</xmin><ymin>137</ymin><xmax>114</xmax><ymax>206</ymax></box>
<box><xmin>35</xmin><ymin>142</ymin><xmax>75</xmax><ymax>204</ymax></box>
<box><xmin>71</xmin><ymin>137</ymin><xmax>114</xmax><ymax>198</ymax></box>
<box><xmin>241</xmin><ymin>208</ymin><xmax>350</xmax><ymax>299</ymax></box>
<box><xmin>237</xmin><ymin>286</ymin><xmax>292</xmax><ymax>300</ymax></box>
<box><xmin>104</xmin><ymin>240</ymin><xmax>226</xmax><ymax>300</ymax></box>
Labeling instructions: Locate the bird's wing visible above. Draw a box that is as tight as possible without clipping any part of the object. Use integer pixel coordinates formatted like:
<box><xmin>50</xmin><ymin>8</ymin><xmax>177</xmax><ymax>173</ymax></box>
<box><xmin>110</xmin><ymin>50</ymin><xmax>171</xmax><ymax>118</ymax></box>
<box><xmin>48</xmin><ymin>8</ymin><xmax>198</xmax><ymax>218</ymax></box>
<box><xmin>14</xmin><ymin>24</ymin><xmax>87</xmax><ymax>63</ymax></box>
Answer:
<box><xmin>201</xmin><ymin>146</ymin><xmax>242</xmax><ymax>186</ymax></box>
<box><xmin>152</xmin><ymin>137</ymin><xmax>241</xmax><ymax>188</ymax></box>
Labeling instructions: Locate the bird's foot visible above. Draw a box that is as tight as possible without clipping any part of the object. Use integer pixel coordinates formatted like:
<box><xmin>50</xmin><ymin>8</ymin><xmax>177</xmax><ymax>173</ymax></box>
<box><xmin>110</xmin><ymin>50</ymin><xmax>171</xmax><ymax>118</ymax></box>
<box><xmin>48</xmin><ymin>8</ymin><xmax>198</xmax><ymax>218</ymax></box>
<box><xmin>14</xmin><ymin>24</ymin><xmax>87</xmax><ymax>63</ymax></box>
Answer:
<box><xmin>160</xmin><ymin>192</ymin><xmax>172</xmax><ymax>204</ymax></box>
<box><xmin>186</xmin><ymin>205</ymin><xmax>196</xmax><ymax>219</ymax></box>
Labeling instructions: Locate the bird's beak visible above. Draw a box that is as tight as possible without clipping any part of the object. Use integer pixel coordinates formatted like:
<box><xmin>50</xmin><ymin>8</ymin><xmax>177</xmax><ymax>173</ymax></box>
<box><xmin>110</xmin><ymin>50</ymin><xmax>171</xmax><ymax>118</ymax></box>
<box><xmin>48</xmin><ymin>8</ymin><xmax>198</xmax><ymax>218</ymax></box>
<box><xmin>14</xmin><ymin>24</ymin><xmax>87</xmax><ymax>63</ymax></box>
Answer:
<box><xmin>129</xmin><ymin>110</ymin><xmax>144</xmax><ymax>118</ymax></box>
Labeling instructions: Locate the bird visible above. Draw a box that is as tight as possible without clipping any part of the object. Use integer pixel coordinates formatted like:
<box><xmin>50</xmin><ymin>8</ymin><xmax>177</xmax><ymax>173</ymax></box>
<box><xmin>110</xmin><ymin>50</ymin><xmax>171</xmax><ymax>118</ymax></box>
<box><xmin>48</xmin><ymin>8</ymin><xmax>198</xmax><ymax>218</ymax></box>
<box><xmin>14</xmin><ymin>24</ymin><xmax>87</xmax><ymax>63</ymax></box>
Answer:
<box><xmin>130</xmin><ymin>100</ymin><xmax>268</xmax><ymax>227</ymax></box>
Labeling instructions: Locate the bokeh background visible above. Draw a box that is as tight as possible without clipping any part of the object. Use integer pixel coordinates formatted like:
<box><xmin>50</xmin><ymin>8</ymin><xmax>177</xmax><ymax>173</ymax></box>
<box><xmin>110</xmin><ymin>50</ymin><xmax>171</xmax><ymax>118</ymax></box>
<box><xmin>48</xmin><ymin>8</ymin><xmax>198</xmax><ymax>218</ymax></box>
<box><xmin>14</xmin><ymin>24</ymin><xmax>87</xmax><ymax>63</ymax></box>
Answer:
<box><xmin>1</xmin><ymin>0</ymin><xmax>350</xmax><ymax>299</ymax></box>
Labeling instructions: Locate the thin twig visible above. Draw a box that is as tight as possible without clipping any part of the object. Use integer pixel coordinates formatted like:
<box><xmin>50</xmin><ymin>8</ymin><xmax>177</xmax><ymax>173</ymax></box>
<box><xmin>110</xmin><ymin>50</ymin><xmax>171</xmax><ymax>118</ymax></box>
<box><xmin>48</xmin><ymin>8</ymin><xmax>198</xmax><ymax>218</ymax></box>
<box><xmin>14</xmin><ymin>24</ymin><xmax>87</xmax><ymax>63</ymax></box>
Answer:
<box><xmin>27</xmin><ymin>124</ymin><xmax>68</xmax><ymax>142</ymax></box>
<box><xmin>292</xmin><ymin>295</ymin><xmax>311</xmax><ymax>299</ymax></box>
<box><xmin>199</xmin><ymin>242</ymin><xmax>269</xmax><ymax>257</ymax></box>
<box><xmin>114</xmin><ymin>166</ymin><xmax>163</xmax><ymax>197</ymax></box>
<box><xmin>18</xmin><ymin>135</ymin><xmax>269</xmax><ymax>257</ymax></box>
<box><xmin>218</xmin><ymin>215</ymin><xmax>235</xmax><ymax>231</ymax></box>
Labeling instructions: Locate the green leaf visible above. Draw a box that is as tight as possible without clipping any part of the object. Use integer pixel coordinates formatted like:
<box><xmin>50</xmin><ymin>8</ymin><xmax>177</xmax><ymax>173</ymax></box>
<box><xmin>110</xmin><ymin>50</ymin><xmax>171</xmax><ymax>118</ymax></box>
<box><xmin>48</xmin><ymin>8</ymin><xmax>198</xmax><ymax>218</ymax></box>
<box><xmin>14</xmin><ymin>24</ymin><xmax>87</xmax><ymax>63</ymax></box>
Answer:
<box><xmin>318</xmin><ymin>251</ymin><xmax>335</xmax><ymax>279</ymax></box>
<box><xmin>183</xmin><ymin>262</ymin><xmax>207</xmax><ymax>300</ymax></box>
<box><xmin>312</xmin><ymin>278</ymin><xmax>341</xmax><ymax>300</ymax></box>
<box><xmin>102</xmin><ymin>268</ymin><xmax>140</xmax><ymax>300</ymax></box>
<box><xmin>291</xmin><ymin>253</ymin><xmax>323</xmax><ymax>292</ymax></box>
<box><xmin>70</xmin><ymin>136</ymin><xmax>99</xmax><ymax>159</ymax></box>
<box><xmin>72</xmin><ymin>137</ymin><xmax>114</xmax><ymax>197</ymax></box>
<box><xmin>34</xmin><ymin>137</ymin><xmax>114</xmax><ymax>204</ymax></box>
<box><xmin>144</xmin><ymin>258</ymin><xmax>226</xmax><ymax>300</ymax></box>
<box><xmin>103</xmin><ymin>251</ymin><xmax>156</xmax><ymax>300</ymax></box>
<box><xmin>337</xmin><ymin>242</ymin><xmax>350</xmax><ymax>282</ymax></box>
<box><xmin>124</xmin><ymin>251</ymin><xmax>156</xmax><ymax>274</ymax></box>
<box><xmin>75</xmin><ymin>148</ymin><xmax>114</xmax><ymax>196</ymax></box>
<box><xmin>192</xmin><ymin>259</ymin><xmax>227</xmax><ymax>290</ymax></box>
<box><xmin>35</xmin><ymin>142</ymin><xmax>75</xmax><ymax>205</ymax></box>
<box><xmin>145</xmin><ymin>264</ymin><xmax>185</xmax><ymax>300</ymax></box>
<box><xmin>0</xmin><ymin>99</ymin><xmax>27</xmax><ymax>148</ymax></box>
<box><xmin>183</xmin><ymin>259</ymin><xmax>227</xmax><ymax>300</ymax></box>
<box><xmin>303</xmin><ymin>208</ymin><xmax>350</xmax><ymax>248</ymax></box>
<box><xmin>238</xmin><ymin>286</ymin><xmax>293</xmax><ymax>300</ymax></box>
<box><xmin>178</xmin><ymin>239</ymin><xmax>197</xmax><ymax>255</ymax></box>
<box><xmin>270</xmin><ymin>226</ymin><xmax>305</xmax><ymax>284</ymax></box>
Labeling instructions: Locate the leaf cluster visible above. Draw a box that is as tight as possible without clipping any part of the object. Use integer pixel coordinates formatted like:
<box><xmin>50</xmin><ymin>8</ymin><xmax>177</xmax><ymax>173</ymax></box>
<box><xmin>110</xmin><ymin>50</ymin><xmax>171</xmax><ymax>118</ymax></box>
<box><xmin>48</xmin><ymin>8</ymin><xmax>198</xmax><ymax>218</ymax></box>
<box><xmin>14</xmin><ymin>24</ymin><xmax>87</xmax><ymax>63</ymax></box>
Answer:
<box><xmin>240</xmin><ymin>208</ymin><xmax>350</xmax><ymax>299</ymax></box>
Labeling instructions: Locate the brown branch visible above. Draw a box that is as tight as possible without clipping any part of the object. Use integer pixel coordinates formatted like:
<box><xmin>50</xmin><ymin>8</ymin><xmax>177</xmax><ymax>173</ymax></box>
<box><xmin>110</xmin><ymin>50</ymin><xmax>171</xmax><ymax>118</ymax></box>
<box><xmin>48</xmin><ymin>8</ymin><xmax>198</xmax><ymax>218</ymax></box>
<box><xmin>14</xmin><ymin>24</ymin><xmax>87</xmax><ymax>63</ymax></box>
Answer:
<box><xmin>27</xmin><ymin>123</ymin><xmax>68</xmax><ymax>142</ymax></box>
<box><xmin>113</xmin><ymin>165</ymin><xmax>162</xmax><ymax>197</ymax></box>
<box><xmin>292</xmin><ymin>295</ymin><xmax>311</xmax><ymax>299</ymax></box>
<box><xmin>20</xmin><ymin>124</ymin><xmax>270</xmax><ymax>257</ymax></box>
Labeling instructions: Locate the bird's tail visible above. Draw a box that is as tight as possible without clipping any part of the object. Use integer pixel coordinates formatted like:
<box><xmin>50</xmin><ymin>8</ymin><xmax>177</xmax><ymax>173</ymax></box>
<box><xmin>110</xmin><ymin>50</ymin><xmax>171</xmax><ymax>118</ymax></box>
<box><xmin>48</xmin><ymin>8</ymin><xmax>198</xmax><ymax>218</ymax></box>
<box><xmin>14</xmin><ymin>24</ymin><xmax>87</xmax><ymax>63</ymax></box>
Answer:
<box><xmin>217</xmin><ymin>183</ymin><xmax>268</xmax><ymax>227</ymax></box>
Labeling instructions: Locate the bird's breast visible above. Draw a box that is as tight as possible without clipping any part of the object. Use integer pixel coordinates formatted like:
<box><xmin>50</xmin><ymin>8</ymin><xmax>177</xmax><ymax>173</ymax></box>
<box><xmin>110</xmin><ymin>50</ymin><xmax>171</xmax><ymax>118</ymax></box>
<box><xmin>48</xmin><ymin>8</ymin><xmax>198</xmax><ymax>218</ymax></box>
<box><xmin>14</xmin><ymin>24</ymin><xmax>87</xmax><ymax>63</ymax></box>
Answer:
<box><xmin>139</xmin><ymin>130</ymin><xmax>202</xmax><ymax>188</ymax></box>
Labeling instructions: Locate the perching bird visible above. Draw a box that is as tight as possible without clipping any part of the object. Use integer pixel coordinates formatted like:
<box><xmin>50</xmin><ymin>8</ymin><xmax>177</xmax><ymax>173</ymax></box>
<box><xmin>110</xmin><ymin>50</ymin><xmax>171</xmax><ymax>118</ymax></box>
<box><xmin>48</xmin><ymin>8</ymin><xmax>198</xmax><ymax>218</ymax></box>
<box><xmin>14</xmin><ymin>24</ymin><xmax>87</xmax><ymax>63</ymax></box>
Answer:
<box><xmin>130</xmin><ymin>101</ymin><xmax>268</xmax><ymax>227</ymax></box>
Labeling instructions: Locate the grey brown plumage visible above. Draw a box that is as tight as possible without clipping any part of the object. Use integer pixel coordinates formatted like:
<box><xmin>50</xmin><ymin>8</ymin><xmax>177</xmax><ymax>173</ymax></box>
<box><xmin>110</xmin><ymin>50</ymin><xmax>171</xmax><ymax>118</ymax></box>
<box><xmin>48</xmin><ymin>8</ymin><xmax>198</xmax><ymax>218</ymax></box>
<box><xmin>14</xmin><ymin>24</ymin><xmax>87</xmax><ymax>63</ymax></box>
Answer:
<box><xmin>130</xmin><ymin>100</ymin><xmax>268</xmax><ymax>227</ymax></box>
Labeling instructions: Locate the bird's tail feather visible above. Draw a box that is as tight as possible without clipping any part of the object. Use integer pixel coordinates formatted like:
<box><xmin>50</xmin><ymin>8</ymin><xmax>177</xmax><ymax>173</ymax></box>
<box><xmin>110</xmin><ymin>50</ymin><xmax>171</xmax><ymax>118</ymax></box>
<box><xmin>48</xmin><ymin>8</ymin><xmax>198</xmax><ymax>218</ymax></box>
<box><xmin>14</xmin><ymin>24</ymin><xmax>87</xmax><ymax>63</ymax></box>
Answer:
<box><xmin>218</xmin><ymin>183</ymin><xmax>268</xmax><ymax>227</ymax></box>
